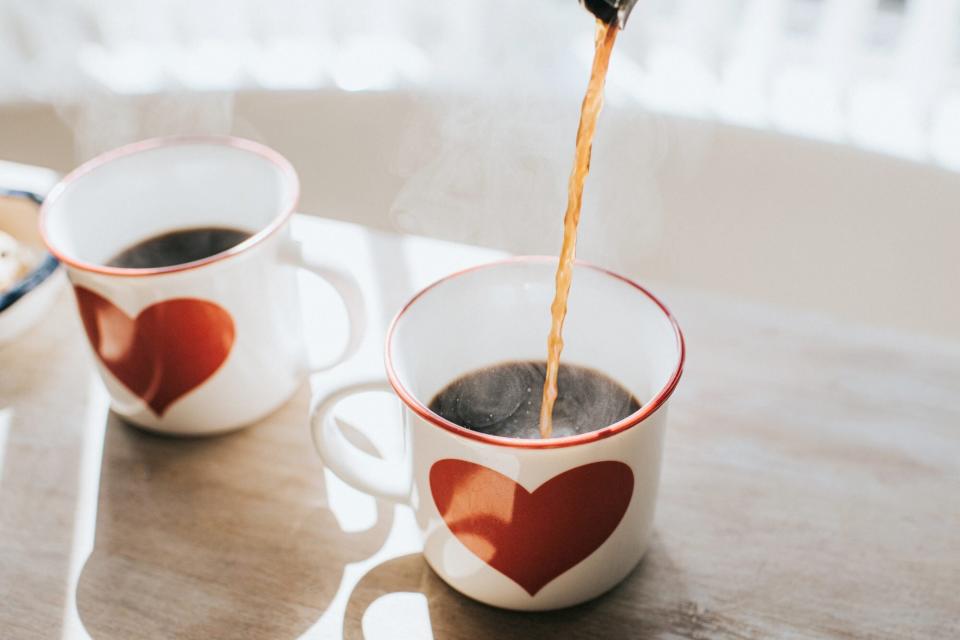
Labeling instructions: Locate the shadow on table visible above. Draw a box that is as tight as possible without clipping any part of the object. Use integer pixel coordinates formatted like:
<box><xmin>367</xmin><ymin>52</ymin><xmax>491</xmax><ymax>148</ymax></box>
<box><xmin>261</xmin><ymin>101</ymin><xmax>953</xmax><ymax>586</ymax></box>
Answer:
<box><xmin>342</xmin><ymin>534</ymin><xmax>691</xmax><ymax>640</ymax></box>
<box><xmin>75</xmin><ymin>386</ymin><xmax>393</xmax><ymax>640</ymax></box>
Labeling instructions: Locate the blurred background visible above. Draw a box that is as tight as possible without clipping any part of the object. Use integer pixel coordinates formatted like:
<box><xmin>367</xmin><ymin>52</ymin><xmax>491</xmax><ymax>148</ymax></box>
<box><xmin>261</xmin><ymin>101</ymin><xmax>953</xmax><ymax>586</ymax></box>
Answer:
<box><xmin>1</xmin><ymin>0</ymin><xmax>957</xmax><ymax>337</ymax></box>
<box><xmin>4</xmin><ymin>0</ymin><xmax>959</xmax><ymax>161</ymax></box>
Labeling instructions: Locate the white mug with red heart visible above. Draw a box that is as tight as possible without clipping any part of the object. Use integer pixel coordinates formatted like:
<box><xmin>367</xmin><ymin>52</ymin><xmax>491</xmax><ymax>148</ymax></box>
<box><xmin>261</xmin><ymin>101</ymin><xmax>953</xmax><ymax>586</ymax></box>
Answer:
<box><xmin>41</xmin><ymin>136</ymin><xmax>364</xmax><ymax>435</ymax></box>
<box><xmin>313</xmin><ymin>258</ymin><xmax>684</xmax><ymax>610</ymax></box>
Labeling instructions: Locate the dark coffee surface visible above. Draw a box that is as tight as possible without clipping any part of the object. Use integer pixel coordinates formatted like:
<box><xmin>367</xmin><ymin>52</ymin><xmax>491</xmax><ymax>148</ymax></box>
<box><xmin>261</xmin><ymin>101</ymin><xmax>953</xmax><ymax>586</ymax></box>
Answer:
<box><xmin>107</xmin><ymin>227</ymin><xmax>252</xmax><ymax>269</ymax></box>
<box><xmin>429</xmin><ymin>361</ymin><xmax>640</xmax><ymax>439</ymax></box>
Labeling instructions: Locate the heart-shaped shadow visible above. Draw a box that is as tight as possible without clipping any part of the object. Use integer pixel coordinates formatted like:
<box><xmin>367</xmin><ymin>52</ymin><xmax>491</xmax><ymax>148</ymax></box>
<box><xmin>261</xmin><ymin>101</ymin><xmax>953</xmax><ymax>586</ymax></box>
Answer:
<box><xmin>76</xmin><ymin>385</ymin><xmax>392</xmax><ymax>639</ymax></box>
<box><xmin>342</xmin><ymin>535</ymin><xmax>692</xmax><ymax>640</ymax></box>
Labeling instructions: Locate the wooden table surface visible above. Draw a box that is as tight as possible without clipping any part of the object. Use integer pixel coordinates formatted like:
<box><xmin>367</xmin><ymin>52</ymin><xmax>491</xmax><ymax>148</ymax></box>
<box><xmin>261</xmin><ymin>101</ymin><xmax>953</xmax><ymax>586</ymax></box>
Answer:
<box><xmin>1</xmin><ymin>215</ymin><xmax>958</xmax><ymax>640</ymax></box>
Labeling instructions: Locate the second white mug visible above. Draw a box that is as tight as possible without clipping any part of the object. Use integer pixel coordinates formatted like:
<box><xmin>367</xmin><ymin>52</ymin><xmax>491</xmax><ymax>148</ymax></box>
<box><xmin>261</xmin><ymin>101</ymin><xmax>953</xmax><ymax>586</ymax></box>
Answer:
<box><xmin>313</xmin><ymin>258</ymin><xmax>684</xmax><ymax>610</ymax></box>
<box><xmin>41</xmin><ymin>136</ymin><xmax>364</xmax><ymax>435</ymax></box>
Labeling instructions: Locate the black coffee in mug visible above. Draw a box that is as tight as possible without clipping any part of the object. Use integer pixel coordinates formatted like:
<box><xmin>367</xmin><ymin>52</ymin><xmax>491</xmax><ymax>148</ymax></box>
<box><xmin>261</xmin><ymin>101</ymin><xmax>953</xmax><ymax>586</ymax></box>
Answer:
<box><xmin>107</xmin><ymin>226</ymin><xmax>252</xmax><ymax>269</ymax></box>
<box><xmin>428</xmin><ymin>361</ymin><xmax>640</xmax><ymax>439</ymax></box>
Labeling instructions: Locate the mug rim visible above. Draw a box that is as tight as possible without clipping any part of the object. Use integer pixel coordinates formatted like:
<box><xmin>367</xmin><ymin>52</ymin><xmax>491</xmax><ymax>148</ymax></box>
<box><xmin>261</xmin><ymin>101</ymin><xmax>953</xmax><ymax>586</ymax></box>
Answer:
<box><xmin>384</xmin><ymin>256</ymin><xmax>686</xmax><ymax>450</ymax></box>
<box><xmin>38</xmin><ymin>135</ymin><xmax>300</xmax><ymax>278</ymax></box>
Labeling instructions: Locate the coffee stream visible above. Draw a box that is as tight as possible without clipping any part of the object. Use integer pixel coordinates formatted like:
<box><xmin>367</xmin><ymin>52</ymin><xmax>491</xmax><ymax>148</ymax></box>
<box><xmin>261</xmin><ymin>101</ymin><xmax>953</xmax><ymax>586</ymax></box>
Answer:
<box><xmin>539</xmin><ymin>21</ymin><xmax>619</xmax><ymax>438</ymax></box>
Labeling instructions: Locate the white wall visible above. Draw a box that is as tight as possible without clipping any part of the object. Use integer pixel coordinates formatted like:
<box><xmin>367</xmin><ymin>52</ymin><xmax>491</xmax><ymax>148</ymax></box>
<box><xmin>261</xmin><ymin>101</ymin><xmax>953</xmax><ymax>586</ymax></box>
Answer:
<box><xmin>2</xmin><ymin>91</ymin><xmax>956</xmax><ymax>339</ymax></box>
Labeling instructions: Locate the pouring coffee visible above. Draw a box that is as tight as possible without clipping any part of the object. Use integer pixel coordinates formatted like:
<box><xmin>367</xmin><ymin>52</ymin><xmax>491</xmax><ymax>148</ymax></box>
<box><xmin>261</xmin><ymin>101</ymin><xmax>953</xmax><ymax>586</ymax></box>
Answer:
<box><xmin>312</xmin><ymin>0</ymin><xmax>686</xmax><ymax>609</ymax></box>
<box><xmin>535</xmin><ymin>0</ymin><xmax>638</xmax><ymax>438</ymax></box>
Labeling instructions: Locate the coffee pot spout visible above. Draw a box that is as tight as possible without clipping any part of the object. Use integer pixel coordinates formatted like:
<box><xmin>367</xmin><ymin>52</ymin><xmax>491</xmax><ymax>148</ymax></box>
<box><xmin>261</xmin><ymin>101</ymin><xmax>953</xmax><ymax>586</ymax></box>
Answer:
<box><xmin>580</xmin><ymin>0</ymin><xmax>639</xmax><ymax>29</ymax></box>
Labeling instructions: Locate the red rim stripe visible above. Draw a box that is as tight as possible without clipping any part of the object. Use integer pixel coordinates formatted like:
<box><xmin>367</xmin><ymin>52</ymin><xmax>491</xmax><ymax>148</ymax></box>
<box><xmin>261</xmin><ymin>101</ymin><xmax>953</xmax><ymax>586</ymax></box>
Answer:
<box><xmin>384</xmin><ymin>256</ymin><xmax>686</xmax><ymax>450</ymax></box>
<box><xmin>39</xmin><ymin>136</ymin><xmax>300</xmax><ymax>278</ymax></box>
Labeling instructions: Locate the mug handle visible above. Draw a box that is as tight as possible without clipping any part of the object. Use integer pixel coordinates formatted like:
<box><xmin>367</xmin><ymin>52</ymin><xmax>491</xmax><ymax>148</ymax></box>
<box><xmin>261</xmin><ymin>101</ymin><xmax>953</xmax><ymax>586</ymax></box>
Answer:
<box><xmin>310</xmin><ymin>380</ymin><xmax>411</xmax><ymax>502</ymax></box>
<box><xmin>283</xmin><ymin>239</ymin><xmax>366</xmax><ymax>373</ymax></box>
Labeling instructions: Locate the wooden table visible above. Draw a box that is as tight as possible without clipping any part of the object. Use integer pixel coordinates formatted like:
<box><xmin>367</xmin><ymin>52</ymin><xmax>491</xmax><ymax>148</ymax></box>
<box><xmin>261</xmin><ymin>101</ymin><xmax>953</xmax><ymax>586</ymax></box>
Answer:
<box><xmin>1</xmin><ymin>215</ymin><xmax>958</xmax><ymax>639</ymax></box>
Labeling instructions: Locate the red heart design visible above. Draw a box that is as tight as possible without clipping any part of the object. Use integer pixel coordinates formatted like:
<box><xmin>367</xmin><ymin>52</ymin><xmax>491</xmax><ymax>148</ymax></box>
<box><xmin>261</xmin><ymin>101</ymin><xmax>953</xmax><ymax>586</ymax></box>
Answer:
<box><xmin>430</xmin><ymin>459</ymin><xmax>633</xmax><ymax>596</ymax></box>
<box><xmin>74</xmin><ymin>286</ymin><xmax>235</xmax><ymax>416</ymax></box>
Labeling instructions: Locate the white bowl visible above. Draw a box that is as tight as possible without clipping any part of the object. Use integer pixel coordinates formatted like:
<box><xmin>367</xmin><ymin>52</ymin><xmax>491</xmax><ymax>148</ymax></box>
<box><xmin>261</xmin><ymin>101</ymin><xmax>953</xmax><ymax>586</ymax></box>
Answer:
<box><xmin>0</xmin><ymin>162</ymin><xmax>64</xmax><ymax>345</ymax></box>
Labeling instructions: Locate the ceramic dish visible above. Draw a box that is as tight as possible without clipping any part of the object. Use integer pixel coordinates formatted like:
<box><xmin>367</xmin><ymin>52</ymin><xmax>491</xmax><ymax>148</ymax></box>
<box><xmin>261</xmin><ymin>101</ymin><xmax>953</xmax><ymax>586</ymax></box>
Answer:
<box><xmin>0</xmin><ymin>183</ymin><xmax>63</xmax><ymax>345</ymax></box>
